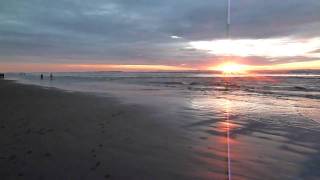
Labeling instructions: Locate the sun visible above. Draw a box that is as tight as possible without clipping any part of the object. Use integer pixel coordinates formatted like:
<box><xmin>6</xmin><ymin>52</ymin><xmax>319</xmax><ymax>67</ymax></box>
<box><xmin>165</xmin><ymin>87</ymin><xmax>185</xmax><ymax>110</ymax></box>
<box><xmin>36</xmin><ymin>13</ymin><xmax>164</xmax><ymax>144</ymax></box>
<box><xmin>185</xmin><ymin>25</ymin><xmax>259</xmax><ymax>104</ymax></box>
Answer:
<box><xmin>212</xmin><ymin>63</ymin><xmax>248</xmax><ymax>74</ymax></box>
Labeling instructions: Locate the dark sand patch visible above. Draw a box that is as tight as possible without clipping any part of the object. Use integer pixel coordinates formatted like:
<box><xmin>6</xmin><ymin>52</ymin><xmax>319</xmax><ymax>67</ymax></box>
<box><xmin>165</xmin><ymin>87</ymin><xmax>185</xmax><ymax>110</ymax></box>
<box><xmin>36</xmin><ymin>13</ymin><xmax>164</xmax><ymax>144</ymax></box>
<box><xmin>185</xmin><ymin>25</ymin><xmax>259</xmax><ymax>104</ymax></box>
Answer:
<box><xmin>0</xmin><ymin>80</ymin><xmax>197</xmax><ymax>180</ymax></box>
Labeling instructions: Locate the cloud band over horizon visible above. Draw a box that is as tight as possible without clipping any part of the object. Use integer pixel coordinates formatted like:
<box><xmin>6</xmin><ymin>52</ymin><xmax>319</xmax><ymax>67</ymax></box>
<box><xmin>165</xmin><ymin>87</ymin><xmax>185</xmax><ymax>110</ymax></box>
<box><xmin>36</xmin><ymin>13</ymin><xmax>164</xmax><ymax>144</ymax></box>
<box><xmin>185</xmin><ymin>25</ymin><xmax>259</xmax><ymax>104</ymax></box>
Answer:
<box><xmin>0</xmin><ymin>0</ymin><xmax>320</xmax><ymax>71</ymax></box>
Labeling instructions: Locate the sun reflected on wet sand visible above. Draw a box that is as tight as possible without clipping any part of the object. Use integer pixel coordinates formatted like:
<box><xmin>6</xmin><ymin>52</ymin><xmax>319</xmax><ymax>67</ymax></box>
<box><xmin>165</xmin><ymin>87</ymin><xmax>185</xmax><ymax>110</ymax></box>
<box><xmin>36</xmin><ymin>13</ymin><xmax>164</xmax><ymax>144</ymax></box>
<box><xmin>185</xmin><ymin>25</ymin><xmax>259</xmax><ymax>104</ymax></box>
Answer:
<box><xmin>224</xmin><ymin>98</ymin><xmax>232</xmax><ymax>180</ymax></box>
<box><xmin>186</xmin><ymin>82</ymin><xmax>320</xmax><ymax>180</ymax></box>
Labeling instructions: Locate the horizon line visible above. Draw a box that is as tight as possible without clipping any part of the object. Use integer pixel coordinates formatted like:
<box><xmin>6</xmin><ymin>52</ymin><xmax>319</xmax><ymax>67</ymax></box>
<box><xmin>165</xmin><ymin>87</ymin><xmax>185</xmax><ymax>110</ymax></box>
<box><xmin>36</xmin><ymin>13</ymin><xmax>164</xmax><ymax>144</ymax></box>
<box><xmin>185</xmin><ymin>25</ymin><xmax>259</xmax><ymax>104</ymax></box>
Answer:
<box><xmin>0</xmin><ymin>60</ymin><xmax>320</xmax><ymax>73</ymax></box>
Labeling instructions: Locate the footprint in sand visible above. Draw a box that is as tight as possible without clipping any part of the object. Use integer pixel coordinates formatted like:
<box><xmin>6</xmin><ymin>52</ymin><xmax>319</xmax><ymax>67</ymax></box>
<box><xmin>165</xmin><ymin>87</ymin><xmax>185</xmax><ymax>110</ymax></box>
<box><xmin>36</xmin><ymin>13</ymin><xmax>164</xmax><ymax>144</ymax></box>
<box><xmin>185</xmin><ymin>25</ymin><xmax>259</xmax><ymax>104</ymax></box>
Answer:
<box><xmin>104</xmin><ymin>174</ymin><xmax>111</xmax><ymax>179</ymax></box>
<box><xmin>111</xmin><ymin>111</ymin><xmax>122</xmax><ymax>117</ymax></box>
<box><xmin>26</xmin><ymin>150</ymin><xmax>32</xmax><ymax>155</ymax></box>
<box><xmin>90</xmin><ymin>161</ymin><xmax>101</xmax><ymax>171</ymax></box>
<box><xmin>96</xmin><ymin>161</ymin><xmax>101</xmax><ymax>167</ymax></box>
<box><xmin>44</xmin><ymin>152</ymin><xmax>52</xmax><ymax>157</ymax></box>
<box><xmin>9</xmin><ymin>154</ymin><xmax>16</xmax><ymax>161</ymax></box>
<box><xmin>46</xmin><ymin>129</ymin><xmax>54</xmax><ymax>133</ymax></box>
<box><xmin>38</xmin><ymin>128</ymin><xmax>46</xmax><ymax>135</ymax></box>
<box><xmin>25</xmin><ymin>128</ymin><xmax>31</xmax><ymax>134</ymax></box>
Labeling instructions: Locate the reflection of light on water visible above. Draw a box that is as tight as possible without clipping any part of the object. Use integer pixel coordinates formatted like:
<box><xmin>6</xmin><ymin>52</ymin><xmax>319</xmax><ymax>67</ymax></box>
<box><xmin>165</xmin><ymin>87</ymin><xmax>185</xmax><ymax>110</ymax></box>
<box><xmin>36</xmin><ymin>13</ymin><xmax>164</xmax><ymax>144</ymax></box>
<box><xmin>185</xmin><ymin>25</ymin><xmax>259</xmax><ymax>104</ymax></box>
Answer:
<box><xmin>224</xmin><ymin>98</ymin><xmax>232</xmax><ymax>180</ymax></box>
<box><xmin>185</xmin><ymin>75</ymin><xmax>320</xmax><ymax>179</ymax></box>
<box><xmin>216</xmin><ymin>121</ymin><xmax>238</xmax><ymax>133</ymax></box>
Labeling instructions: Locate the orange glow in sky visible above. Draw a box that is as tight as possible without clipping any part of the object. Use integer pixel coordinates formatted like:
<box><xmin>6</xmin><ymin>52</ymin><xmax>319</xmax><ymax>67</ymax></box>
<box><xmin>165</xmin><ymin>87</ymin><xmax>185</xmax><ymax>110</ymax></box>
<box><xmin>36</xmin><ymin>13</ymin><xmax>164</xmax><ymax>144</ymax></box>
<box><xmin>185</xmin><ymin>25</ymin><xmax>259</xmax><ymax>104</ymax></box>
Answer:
<box><xmin>208</xmin><ymin>60</ymin><xmax>320</xmax><ymax>73</ymax></box>
<box><xmin>0</xmin><ymin>63</ymin><xmax>193</xmax><ymax>72</ymax></box>
<box><xmin>0</xmin><ymin>60</ymin><xmax>320</xmax><ymax>72</ymax></box>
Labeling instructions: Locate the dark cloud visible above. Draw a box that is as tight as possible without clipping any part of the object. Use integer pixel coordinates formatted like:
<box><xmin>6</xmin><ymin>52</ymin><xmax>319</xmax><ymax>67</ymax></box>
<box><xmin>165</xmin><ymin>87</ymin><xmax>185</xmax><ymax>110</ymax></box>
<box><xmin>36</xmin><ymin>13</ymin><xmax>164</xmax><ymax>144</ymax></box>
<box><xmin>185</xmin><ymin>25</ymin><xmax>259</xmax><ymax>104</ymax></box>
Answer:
<box><xmin>0</xmin><ymin>0</ymin><xmax>319</xmax><ymax>65</ymax></box>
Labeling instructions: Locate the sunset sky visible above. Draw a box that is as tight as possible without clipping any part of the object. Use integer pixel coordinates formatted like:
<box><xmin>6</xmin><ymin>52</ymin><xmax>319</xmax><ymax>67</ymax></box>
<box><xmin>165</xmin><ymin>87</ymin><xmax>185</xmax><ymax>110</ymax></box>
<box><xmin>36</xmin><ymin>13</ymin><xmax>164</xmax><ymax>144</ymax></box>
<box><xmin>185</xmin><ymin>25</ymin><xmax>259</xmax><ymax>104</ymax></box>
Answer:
<box><xmin>1</xmin><ymin>0</ymin><xmax>320</xmax><ymax>72</ymax></box>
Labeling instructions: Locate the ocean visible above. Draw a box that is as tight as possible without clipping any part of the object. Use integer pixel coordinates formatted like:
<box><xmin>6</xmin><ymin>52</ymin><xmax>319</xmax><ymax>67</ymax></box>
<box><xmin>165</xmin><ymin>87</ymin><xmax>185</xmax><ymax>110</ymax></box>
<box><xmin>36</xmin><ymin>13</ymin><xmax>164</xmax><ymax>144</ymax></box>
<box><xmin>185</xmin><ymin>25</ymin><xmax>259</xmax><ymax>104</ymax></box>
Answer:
<box><xmin>6</xmin><ymin>71</ymin><xmax>320</xmax><ymax>179</ymax></box>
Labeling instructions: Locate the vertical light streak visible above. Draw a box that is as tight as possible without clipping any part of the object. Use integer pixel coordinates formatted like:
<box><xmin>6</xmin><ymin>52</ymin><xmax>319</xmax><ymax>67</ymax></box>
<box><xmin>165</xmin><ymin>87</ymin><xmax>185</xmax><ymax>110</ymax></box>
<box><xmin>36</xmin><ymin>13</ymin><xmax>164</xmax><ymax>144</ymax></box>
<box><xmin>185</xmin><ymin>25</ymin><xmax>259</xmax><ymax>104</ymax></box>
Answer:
<box><xmin>226</xmin><ymin>98</ymin><xmax>232</xmax><ymax>180</ymax></box>
<box><xmin>226</xmin><ymin>1</ymin><xmax>232</xmax><ymax>180</ymax></box>
<box><xmin>227</xmin><ymin>0</ymin><xmax>231</xmax><ymax>38</ymax></box>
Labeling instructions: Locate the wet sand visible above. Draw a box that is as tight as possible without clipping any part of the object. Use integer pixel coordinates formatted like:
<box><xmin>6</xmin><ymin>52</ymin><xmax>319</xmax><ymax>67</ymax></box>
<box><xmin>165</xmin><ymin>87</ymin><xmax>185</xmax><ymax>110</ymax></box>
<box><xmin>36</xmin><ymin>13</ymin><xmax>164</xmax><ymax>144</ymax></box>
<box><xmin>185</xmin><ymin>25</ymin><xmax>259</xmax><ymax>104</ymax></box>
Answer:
<box><xmin>2</xmin><ymin>78</ymin><xmax>320</xmax><ymax>180</ymax></box>
<box><xmin>0</xmin><ymin>80</ymin><xmax>196</xmax><ymax>179</ymax></box>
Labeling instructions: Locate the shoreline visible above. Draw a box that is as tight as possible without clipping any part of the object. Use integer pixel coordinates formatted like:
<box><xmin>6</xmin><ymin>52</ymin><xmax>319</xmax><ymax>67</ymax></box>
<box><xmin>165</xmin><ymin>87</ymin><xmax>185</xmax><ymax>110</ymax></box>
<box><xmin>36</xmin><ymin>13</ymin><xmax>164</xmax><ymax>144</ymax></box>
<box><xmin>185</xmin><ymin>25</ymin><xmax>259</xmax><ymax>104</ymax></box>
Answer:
<box><xmin>2</xmin><ymin>79</ymin><xmax>319</xmax><ymax>179</ymax></box>
<box><xmin>0</xmin><ymin>80</ymin><xmax>198</xmax><ymax>179</ymax></box>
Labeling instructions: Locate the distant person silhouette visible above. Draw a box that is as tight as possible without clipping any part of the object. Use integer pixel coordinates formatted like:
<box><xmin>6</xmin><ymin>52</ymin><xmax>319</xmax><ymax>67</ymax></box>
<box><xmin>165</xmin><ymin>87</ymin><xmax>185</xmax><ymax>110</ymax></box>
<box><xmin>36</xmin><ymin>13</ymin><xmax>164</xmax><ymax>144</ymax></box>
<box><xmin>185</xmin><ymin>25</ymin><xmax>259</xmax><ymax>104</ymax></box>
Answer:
<box><xmin>50</xmin><ymin>73</ymin><xmax>53</xmax><ymax>80</ymax></box>
<box><xmin>40</xmin><ymin>74</ymin><xmax>44</xmax><ymax>80</ymax></box>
